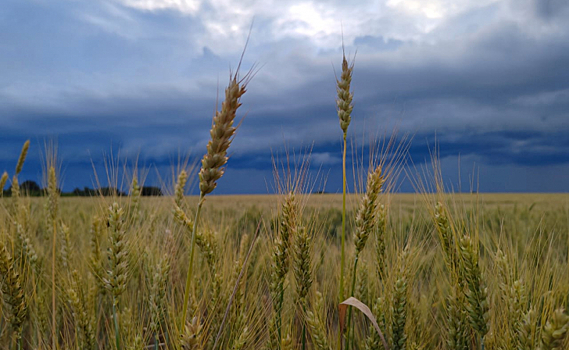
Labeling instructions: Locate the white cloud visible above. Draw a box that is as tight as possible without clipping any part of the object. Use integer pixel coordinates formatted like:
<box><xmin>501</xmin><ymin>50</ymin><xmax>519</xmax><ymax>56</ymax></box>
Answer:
<box><xmin>117</xmin><ymin>0</ymin><xmax>201</xmax><ymax>14</ymax></box>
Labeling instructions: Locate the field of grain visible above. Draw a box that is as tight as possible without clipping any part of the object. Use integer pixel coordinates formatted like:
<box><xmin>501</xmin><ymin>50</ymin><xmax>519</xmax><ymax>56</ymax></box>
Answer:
<box><xmin>1</xmin><ymin>190</ymin><xmax>568</xmax><ymax>350</ymax></box>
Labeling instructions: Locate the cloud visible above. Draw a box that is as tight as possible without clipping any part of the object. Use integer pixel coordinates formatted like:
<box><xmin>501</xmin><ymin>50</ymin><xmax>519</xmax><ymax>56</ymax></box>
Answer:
<box><xmin>1</xmin><ymin>0</ymin><xmax>568</xmax><ymax>192</ymax></box>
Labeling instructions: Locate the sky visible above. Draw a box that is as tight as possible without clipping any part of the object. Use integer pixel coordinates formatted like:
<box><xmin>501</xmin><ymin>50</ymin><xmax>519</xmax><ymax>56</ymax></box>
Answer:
<box><xmin>1</xmin><ymin>0</ymin><xmax>568</xmax><ymax>194</ymax></box>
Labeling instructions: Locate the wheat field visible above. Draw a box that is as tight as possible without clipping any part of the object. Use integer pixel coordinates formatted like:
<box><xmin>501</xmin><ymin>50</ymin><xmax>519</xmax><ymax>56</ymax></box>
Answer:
<box><xmin>1</xmin><ymin>56</ymin><xmax>568</xmax><ymax>350</ymax></box>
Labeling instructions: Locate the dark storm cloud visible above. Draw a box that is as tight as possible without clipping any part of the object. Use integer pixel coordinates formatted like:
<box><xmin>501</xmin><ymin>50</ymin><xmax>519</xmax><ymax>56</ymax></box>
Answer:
<box><xmin>1</xmin><ymin>0</ymin><xmax>568</xmax><ymax>192</ymax></box>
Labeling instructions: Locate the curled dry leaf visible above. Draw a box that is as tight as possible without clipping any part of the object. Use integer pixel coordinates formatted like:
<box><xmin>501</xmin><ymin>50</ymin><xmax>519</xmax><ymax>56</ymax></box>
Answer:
<box><xmin>339</xmin><ymin>297</ymin><xmax>389</xmax><ymax>350</ymax></box>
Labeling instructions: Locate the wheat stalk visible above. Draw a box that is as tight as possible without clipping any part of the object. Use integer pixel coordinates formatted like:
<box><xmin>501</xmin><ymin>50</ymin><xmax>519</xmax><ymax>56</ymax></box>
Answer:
<box><xmin>47</xmin><ymin>165</ymin><xmax>58</xmax><ymax>350</ymax></box>
<box><xmin>347</xmin><ymin>166</ymin><xmax>384</xmax><ymax>349</ymax></box>
<box><xmin>270</xmin><ymin>192</ymin><xmax>298</xmax><ymax>348</ymax></box>
<box><xmin>337</xmin><ymin>51</ymin><xmax>354</xmax><ymax>309</ymax></box>
<box><xmin>180</xmin><ymin>70</ymin><xmax>250</xmax><ymax>327</ymax></box>
<box><xmin>104</xmin><ymin>202</ymin><xmax>129</xmax><ymax>350</ymax></box>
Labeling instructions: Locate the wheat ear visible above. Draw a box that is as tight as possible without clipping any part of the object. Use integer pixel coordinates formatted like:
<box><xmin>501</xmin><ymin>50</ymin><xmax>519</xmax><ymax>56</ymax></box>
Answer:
<box><xmin>459</xmin><ymin>235</ymin><xmax>490</xmax><ymax>340</ymax></box>
<box><xmin>130</xmin><ymin>174</ymin><xmax>141</xmax><ymax>223</ymax></box>
<box><xmin>306</xmin><ymin>291</ymin><xmax>331</xmax><ymax>350</ymax></box>
<box><xmin>270</xmin><ymin>192</ymin><xmax>298</xmax><ymax>348</ymax></box>
<box><xmin>0</xmin><ymin>171</ymin><xmax>8</xmax><ymax>195</ymax></box>
<box><xmin>14</xmin><ymin>140</ymin><xmax>30</xmax><ymax>176</ymax></box>
<box><xmin>181</xmin><ymin>71</ymin><xmax>249</xmax><ymax>327</ymax></box>
<box><xmin>104</xmin><ymin>202</ymin><xmax>129</xmax><ymax>350</ymax></box>
<box><xmin>0</xmin><ymin>238</ymin><xmax>28</xmax><ymax>347</ymax></box>
<box><xmin>294</xmin><ymin>226</ymin><xmax>313</xmax><ymax>350</ymax></box>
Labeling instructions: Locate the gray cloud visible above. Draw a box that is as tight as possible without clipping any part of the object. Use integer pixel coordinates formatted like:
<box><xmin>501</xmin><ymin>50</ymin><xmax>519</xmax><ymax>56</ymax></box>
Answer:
<box><xmin>1</xmin><ymin>0</ymin><xmax>568</xmax><ymax>192</ymax></box>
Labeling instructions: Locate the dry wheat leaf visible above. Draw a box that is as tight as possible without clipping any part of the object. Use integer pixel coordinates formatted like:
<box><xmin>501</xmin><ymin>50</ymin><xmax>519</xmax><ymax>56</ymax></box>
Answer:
<box><xmin>339</xmin><ymin>297</ymin><xmax>389</xmax><ymax>350</ymax></box>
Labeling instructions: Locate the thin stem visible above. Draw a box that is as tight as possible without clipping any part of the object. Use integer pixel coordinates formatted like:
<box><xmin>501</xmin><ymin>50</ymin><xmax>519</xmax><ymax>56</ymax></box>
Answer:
<box><xmin>113</xmin><ymin>300</ymin><xmax>121</xmax><ymax>350</ymax></box>
<box><xmin>181</xmin><ymin>195</ymin><xmax>205</xmax><ymax>329</ymax></box>
<box><xmin>52</xmin><ymin>219</ymin><xmax>57</xmax><ymax>350</ymax></box>
<box><xmin>154</xmin><ymin>334</ymin><xmax>159</xmax><ymax>350</ymax></box>
<box><xmin>346</xmin><ymin>255</ymin><xmax>359</xmax><ymax>350</ymax></box>
<box><xmin>340</xmin><ymin>132</ymin><xmax>347</xmax><ymax>301</ymax></box>
<box><xmin>338</xmin><ymin>132</ymin><xmax>348</xmax><ymax>349</ymax></box>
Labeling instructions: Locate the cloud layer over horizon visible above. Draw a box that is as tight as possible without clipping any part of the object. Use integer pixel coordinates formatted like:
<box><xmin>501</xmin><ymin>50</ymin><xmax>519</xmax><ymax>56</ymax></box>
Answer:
<box><xmin>1</xmin><ymin>0</ymin><xmax>568</xmax><ymax>193</ymax></box>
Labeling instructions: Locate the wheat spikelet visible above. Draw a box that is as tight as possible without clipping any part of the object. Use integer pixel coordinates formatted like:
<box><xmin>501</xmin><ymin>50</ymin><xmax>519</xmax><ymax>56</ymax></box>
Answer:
<box><xmin>446</xmin><ymin>285</ymin><xmax>469</xmax><ymax>350</ymax></box>
<box><xmin>518</xmin><ymin>309</ymin><xmax>537</xmax><ymax>350</ymax></box>
<box><xmin>355</xmin><ymin>166</ymin><xmax>384</xmax><ymax>255</ymax></box>
<box><xmin>59</xmin><ymin>222</ymin><xmax>71</xmax><ymax>269</ymax></box>
<box><xmin>128</xmin><ymin>335</ymin><xmax>144</xmax><ymax>350</ymax></box>
<box><xmin>375</xmin><ymin>204</ymin><xmax>387</xmax><ymax>283</ymax></box>
<box><xmin>293</xmin><ymin>226</ymin><xmax>312</xmax><ymax>305</ymax></box>
<box><xmin>306</xmin><ymin>291</ymin><xmax>330</xmax><ymax>350</ymax></box>
<box><xmin>148</xmin><ymin>254</ymin><xmax>170</xmax><ymax>336</ymax></box>
<box><xmin>175</xmin><ymin>170</ymin><xmax>188</xmax><ymax>208</ymax></box>
<box><xmin>232</xmin><ymin>326</ymin><xmax>250</xmax><ymax>350</ymax></box>
<box><xmin>15</xmin><ymin>140</ymin><xmax>30</xmax><ymax>176</ymax></box>
<box><xmin>270</xmin><ymin>193</ymin><xmax>297</xmax><ymax>298</ymax></box>
<box><xmin>89</xmin><ymin>216</ymin><xmax>107</xmax><ymax>294</ymax></box>
<box><xmin>336</xmin><ymin>53</ymin><xmax>354</xmax><ymax>133</ymax></box>
<box><xmin>0</xmin><ymin>171</ymin><xmax>8</xmax><ymax>194</ymax></box>
<box><xmin>365</xmin><ymin>297</ymin><xmax>387</xmax><ymax>350</ymax></box>
<box><xmin>281</xmin><ymin>332</ymin><xmax>293</xmax><ymax>350</ymax></box>
<box><xmin>181</xmin><ymin>316</ymin><xmax>204</xmax><ymax>350</ymax></box>
<box><xmin>0</xmin><ymin>239</ymin><xmax>29</xmax><ymax>341</ymax></box>
<box><xmin>434</xmin><ymin>202</ymin><xmax>459</xmax><ymax>275</ymax></box>
<box><xmin>508</xmin><ymin>279</ymin><xmax>528</xmax><ymax>348</ymax></box>
<box><xmin>196</xmin><ymin>228</ymin><xmax>218</xmax><ymax>276</ymax></box>
<box><xmin>269</xmin><ymin>192</ymin><xmax>298</xmax><ymax>346</ymax></box>
<box><xmin>174</xmin><ymin>204</ymin><xmax>194</xmax><ymax>229</ymax></box>
<box><xmin>540</xmin><ymin>309</ymin><xmax>569</xmax><ymax>350</ymax></box>
<box><xmin>11</xmin><ymin>175</ymin><xmax>20</xmax><ymax>199</ymax></box>
<box><xmin>459</xmin><ymin>235</ymin><xmax>490</xmax><ymax>338</ymax></box>
<box><xmin>356</xmin><ymin>263</ymin><xmax>370</xmax><ymax>306</ymax></box>
<box><xmin>130</xmin><ymin>174</ymin><xmax>141</xmax><ymax>222</ymax></box>
<box><xmin>47</xmin><ymin>166</ymin><xmax>58</xmax><ymax>220</ymax></box>
<box><xmin>67</xmin><ymin>270</ymin><xmax>95</xmax><ymax>350</ymax></box>
<box><xmin>231</xmin><ymin>233</ymin><xmax>249</xmax><ymax>318</ymax></box>
<box><xmin>104</xmin><ymin>202</ymin><xmax>129</xmax><ymax>303</ymax></box>
<box><xmin>14</xmin><ymin>222</ymin><xmax>38</xmax><ymax>273</ymax></box>
<box><xmin>198</xmin><ymin>75</ymin><xmax>247</xmax><ymax>197</ymax></box>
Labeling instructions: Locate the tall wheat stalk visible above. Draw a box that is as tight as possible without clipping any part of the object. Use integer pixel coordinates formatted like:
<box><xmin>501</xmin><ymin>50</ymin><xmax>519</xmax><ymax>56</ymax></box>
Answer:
<box><xmin>337</xmin><ymin>50</ymin><xmax>354</xmax><ymax>309</ymax></box>
<box><xmin>180</xmin><ymin>69</ymin><xmax>250</xmax><ymax>328</ymax></box>
<box><xmin>47</xmin><ymin>165</ymin><xmax>58</xmax><ymax>349</ymax></box>
<box><xmin>347</xmin><ymin>166</ymin><xmax>384</xmax><ymax>350</ymax></box>
<box><xmin>336</xmin><ymin>48</ymin><xmax>354</xmax><ymax>350</ymax></box>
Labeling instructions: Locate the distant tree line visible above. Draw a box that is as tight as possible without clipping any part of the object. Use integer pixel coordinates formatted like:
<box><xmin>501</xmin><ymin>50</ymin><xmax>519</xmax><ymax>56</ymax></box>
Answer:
<box><xmin>1</xmin><ymin>180</ymin><xmax>163</xmax><ymax>197</ymax></box>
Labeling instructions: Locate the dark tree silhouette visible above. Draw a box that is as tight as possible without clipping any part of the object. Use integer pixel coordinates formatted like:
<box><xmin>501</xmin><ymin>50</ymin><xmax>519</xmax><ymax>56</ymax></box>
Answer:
<box><xmin>141</xmin><ymin>186</ymin><xmax>163</xmax><ymax>196</ymax></box>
